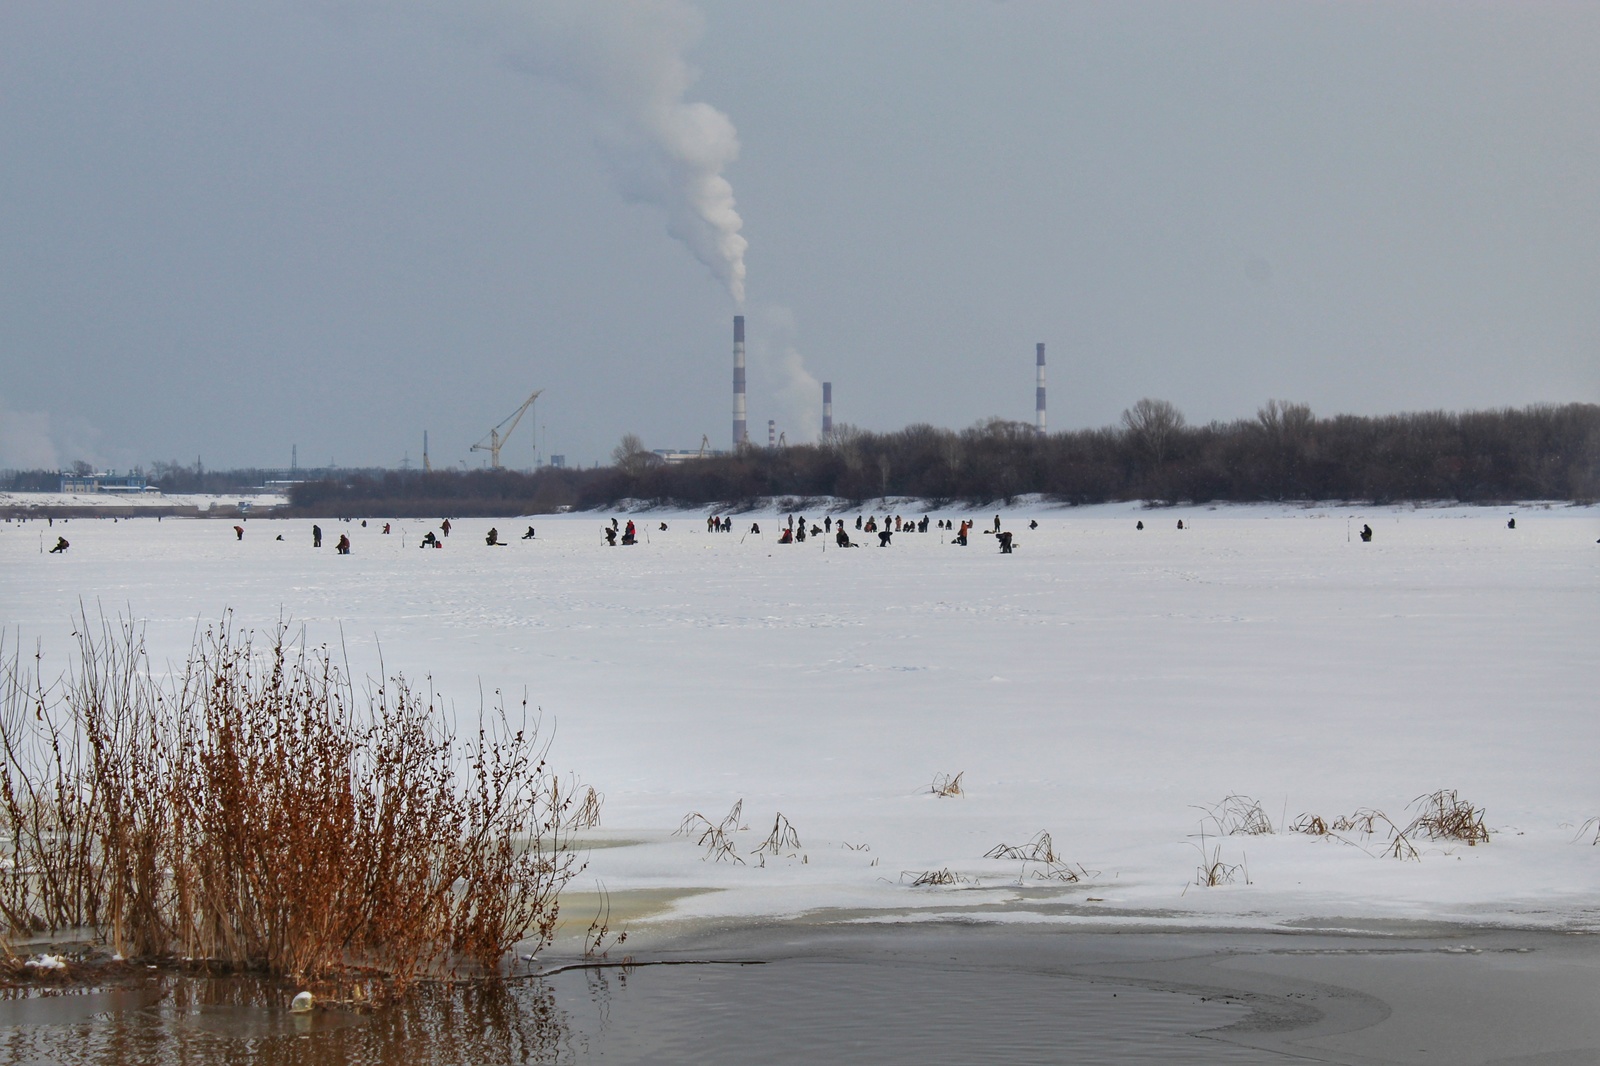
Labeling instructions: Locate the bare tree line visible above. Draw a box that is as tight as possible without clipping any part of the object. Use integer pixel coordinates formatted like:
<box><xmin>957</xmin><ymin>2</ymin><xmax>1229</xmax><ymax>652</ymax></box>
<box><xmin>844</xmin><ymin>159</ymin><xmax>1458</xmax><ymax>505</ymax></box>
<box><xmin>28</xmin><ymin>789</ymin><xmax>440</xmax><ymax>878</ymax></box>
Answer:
<box><xmin>272</xmin><ymin>402</ymin><xmax>1599</xmax><ymax>515</ymax></box>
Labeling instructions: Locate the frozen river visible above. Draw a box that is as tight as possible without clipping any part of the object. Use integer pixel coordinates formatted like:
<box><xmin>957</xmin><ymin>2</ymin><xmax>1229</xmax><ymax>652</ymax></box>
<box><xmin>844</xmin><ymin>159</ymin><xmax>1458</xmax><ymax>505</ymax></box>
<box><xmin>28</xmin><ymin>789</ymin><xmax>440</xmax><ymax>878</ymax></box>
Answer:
<box><xmin>4</xmin><ymin>500</ymin><xmax>1598</xmax><ymax>935</ymax></box>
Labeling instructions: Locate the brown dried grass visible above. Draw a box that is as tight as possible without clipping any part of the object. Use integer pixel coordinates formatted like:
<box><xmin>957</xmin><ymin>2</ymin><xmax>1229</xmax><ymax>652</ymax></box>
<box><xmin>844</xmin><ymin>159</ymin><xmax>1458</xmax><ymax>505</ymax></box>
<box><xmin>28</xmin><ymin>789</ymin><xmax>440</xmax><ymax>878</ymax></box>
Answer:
<box><xmin>0</xmin><ymin>611</ymin><xmax>582</xmax><ymax>987</ymax></box>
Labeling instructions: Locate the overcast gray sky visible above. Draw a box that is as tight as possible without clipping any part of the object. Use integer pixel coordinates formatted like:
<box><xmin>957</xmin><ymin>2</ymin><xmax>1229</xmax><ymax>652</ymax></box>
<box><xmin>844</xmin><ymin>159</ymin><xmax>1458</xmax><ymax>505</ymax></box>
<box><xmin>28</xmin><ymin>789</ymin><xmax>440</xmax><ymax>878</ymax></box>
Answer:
<box><xmin>3</xmin><ymin>1</ymin><xmax>1597</xmax><ymax>471</ymax></box>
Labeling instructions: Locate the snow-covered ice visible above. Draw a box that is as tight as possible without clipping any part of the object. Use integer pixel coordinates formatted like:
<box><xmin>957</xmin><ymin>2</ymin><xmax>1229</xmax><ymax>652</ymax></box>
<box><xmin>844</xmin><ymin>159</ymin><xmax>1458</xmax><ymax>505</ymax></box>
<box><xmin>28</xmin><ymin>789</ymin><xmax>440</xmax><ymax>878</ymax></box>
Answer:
<box><xmin>4</xmin><ymin>500</ymin><xmax>1597</xmax><ymax>933</ymax></box>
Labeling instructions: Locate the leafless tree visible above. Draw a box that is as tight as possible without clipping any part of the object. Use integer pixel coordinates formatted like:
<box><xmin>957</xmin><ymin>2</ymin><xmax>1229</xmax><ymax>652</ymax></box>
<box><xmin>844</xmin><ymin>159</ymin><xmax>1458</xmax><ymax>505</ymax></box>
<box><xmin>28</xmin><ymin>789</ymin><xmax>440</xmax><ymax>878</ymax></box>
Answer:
<box><xmin>1121</xmin><ymin>398</ymin><xmax>1186</xmax><ymax>464</ymax></box>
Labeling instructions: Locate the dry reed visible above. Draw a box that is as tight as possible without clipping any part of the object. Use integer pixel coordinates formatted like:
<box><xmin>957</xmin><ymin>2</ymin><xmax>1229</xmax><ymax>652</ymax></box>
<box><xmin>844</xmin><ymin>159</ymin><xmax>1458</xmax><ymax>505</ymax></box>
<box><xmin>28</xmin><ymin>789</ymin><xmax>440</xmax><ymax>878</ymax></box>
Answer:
<box><xmin>930</xmin><ymin>772</ymin><xmax>964</xmax><ymax>798</ymax></box>
<box><xmin>0</xmin><ymin>611</ymin><xmax>582</xmax><ymax>987</ymax></box>
<box><xmin>1403</xmin><ymin>790</ymin><xmax>1489</xmax><ymax>845</ymax></box>
<box><xmin>676</xmin><ymin>800</ymin><xmax>745</xmax><ymax>864</ymax></box>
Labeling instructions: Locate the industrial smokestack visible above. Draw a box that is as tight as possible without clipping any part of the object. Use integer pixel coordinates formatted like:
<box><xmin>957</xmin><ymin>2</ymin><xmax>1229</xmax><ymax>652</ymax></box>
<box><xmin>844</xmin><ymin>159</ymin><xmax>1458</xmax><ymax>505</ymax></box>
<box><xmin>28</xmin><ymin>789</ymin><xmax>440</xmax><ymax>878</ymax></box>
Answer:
<box><xmin>1035</xmin><ymin>343</ymin><xmax>1046</xmax><ymax>432</ymax></box>
<box><xmin>768</xmin><ymin>419</ymin><xmax>776</xmax><ymax>447</ymax></box>
<box><xmin>822</xmin><ymin>381</ymin><xmax>833</xmax><ymax>435</ymax></box>
<box><xmin>733</xmin><ymin>315</ymin><xmax>747</xmax><ymax>447</ymax></box>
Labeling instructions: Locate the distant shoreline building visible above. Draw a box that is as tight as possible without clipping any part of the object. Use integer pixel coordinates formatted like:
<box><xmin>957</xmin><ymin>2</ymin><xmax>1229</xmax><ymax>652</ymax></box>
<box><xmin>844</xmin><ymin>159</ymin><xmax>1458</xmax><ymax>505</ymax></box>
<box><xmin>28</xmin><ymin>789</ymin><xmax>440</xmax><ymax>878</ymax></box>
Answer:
<box><xmin>58</xmin><ymin>471</ymin><xmax>150</xmax><ymax>494</ymax></box>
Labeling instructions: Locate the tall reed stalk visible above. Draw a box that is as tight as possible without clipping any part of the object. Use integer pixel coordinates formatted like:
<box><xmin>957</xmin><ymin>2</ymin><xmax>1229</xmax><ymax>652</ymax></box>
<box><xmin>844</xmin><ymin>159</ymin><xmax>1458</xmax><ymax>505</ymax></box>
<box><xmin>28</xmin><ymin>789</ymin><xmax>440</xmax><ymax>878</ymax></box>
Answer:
<box><xmin>0</xmin><ymin>611</ymin><xmax>580</xmax><ymax>987</ymax></box>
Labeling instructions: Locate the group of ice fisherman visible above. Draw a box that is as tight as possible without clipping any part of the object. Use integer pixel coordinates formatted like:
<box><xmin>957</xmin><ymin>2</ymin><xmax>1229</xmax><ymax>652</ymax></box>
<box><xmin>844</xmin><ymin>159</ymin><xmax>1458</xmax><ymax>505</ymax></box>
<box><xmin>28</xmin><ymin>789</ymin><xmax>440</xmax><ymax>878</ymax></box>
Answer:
<box><xmin>698</xmin><ymin>512</ymin><xmax>1032</xmax><ymax>552</ymax></box>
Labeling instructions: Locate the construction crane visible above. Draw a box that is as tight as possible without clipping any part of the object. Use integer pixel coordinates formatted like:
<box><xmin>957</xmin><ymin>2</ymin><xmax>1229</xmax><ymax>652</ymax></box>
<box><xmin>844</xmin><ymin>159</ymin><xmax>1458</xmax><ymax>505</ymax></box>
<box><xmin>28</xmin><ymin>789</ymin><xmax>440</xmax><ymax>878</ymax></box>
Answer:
<box><xmin>470</xmin><ymin>390</ymin><xmax>542</xmax><ymax>469</ymax></box>
<box><xmin>696</xmin><ymin>434</ymin><xmax>710</xmax><ymax>459</ymax></box>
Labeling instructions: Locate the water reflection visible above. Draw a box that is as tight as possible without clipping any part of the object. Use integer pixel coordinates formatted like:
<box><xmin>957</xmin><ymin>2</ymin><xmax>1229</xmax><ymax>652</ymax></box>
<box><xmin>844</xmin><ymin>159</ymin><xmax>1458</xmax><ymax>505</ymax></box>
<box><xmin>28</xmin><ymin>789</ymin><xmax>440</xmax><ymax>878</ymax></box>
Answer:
<box><xmin>0</xmin><ymin>976</ymin><xmax>573</xmax><ymax>1066</ymax></box>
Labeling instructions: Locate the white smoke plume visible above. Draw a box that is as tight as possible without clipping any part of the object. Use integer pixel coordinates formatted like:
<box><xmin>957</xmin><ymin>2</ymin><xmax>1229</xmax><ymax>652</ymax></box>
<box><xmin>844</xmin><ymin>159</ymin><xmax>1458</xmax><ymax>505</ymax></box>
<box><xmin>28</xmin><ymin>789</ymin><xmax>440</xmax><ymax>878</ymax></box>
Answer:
<box><xmin>748</xmin><ymin>305</ymin><xmax>823</xmax><ymax>444</ymax></box>
<box><xmin>509</xmin><ymin>1</ymin><xmax>748</xmax><ymax>305</ymax></box>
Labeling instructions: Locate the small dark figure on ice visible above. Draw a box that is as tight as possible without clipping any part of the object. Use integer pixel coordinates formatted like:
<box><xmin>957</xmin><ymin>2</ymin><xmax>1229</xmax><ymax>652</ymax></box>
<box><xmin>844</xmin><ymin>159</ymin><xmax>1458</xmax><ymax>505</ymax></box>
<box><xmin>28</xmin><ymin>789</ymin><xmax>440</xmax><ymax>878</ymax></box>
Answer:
<box><xmin>878</xmin><ymin>529</ymin><xmax>893</xmax><ymax>547</ymax></box>
<box><xmin>604</xmin><ymin>526</ymin><xmax>618</xmax><ymax>546</ymax></box>
<box><xmin>1507</xmin><ymin>518</ymin><xmax>1516</xmax><ymax>529</ymax></box>
<box><xmin>486</xmin><ymin>527</ymin><xmax>503</xmax><ymax>546</ymax></box>
<box><xmin>622</xmin><ymin>520</ymin><xmax>637</xmax><ymax>545</ymax></box>
<box><xmin>522</xmin><ymin>526</ymin><xmax>536</xmax><ymax>539</ymax></box>
<box><xmin>835</xmin><ymin>527</ymin><xmax>855</xmax><ymax>548</ymax></box>
<box><xmin>48</xmin><ymin>537</ymin><xmax>69</xmax><ymax>554</ymax></box>
<box><xmin>421</xmin><ymin>531</ymin><xmax>439</xmax><ymax>548</ymax></box>
<box><xmin>313</xmin><ymin>524</ymin><xmax>323</xmax><ymax>548</ymax></box>
<box><xmin>335</xmin><ymin>534</ymin><xmax>351</xmax><ymax>555</ymax></box>
<box><xmin>233</xmin><ymin>525</ymin><xmax>244</xmax><ymax>541</ymax></box>
<box><xmin>1359</xmin><ymin>524</ymin><xmax>1373</xmax><ymax>543</ymax></box>
<box><xmin>997</xmin><ymin>531</ymin><xmax>1014</xmax><ymax>553</ymax></box>
<box><xmin>1136</xmin><ymin>521</ymin><xmax>1143</xmax><ymax>530</ymax></box>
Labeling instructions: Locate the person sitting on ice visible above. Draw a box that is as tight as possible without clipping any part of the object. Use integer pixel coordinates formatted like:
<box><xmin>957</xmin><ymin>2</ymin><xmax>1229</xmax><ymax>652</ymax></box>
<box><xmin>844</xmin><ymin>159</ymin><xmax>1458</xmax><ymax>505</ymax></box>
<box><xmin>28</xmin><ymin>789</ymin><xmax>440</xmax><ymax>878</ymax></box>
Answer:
<box><xmin>659</xmin><ymin>522</ymin><xmax>668</xmax><ymax>531</ymax></box>
<box><xmin>997</xmin><ymin>530</ymin><xmax>1014</xmax><ymax>554</ymax></box>
<box><xmin>877</xmin><ymin>529</ymin><xmax>893</xmax><ymax>547</ymax></box>
<box><xmin>864</xmin><ymin>516</ymin><xmax>876</xmax><ymax>533</ymax></box>
<box><xmin>811</xmin><ymin>524</ymin><xmax>822</xmax><ymax>537</ymax></box>
<box><xmin>779</xmin><ymin>527</ymin><xmax>794</xmax><ymax>544</ymax></box>
<box><xmin>604</xmin><ymin>526</ymin><xmax>618</xmax><ymax>546</ymax></box>
<box><xmin>522</xmin><ymin>526</ymin><xmax>536</xmax><ymax>539</ymax></box>
<box><xmin>1176</xmin><ymin>519</ymin><xmax>1184</xmax><ymax>530</ymax></box>
<box><xmin>621</xmin><ymin>520</ymin><xmax>637</xmax><ymax>545</ymax></box>
<box><xmin>336</xmin><ymin>534</ymin><xmax>351</xmax><ymax>555</ymax></box>
<box><xmin>421</xmin><ymin>531</ymin><xmax>438</xmax><ymax>548</ymax></box>
<box><xmin>48</xmin><ymin>536</ymin><xmax>69</xmax><ymax>554</ymax></box>
<box><xmin>750</xmin><ymin>522</ymin><xmax>761</xmax><ymax>535</ymax></box>
<box><xmin>1028</xmin><ymin>519</ymin><xmax>1038</xmax><ymax>530</ymax></box>
<box><xmin>1360</xmin><ymin>524</ymin><xmax>1373</xmax><ymax>542</ymax></box>
<box><xmin>1136</xmin><ymin>520</ymin><xmax>1144</xmax><ymax>530</ymax></box>
<box><xmin>485</xmin><ymin>527</ymin><xmax>503</xmax><ymax>546</ymax></box>
<box><xmin>1507</xmin><ymin>518</ymin><xmax>1516</xmax><ymax>529</ymax></box>
<box><xmin>835</xmin><ymin>526</ymin><xmax>854</xmax><ymax>548</ymax></box>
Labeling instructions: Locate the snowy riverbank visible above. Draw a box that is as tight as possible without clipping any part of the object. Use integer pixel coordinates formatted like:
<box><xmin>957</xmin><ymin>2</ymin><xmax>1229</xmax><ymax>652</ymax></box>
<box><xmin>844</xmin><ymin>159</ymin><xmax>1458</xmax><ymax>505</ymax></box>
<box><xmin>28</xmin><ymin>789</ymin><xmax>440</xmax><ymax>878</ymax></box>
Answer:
<box><xmin>4</xmin><ymin>500</ymin><xmax>1598</xmax><ymax>934</ymax></box>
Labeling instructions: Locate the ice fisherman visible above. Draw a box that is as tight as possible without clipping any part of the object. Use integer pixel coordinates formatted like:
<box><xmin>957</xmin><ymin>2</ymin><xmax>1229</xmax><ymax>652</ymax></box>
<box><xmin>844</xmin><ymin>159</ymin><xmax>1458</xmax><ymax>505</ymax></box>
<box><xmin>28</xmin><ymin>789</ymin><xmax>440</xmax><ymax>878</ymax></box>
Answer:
<box><xmin>604</xmin><ymin>526</ymin><xmax>618</xmax><ymax>546</ymax></box>
<box><xmin>335</xmin><ymin>534</ymin><xmax>351</xmax><ymax>555</ymax></box>
<box><xmin>997</xmin><ymin>530</ymin><xmax>1014</xmax><ymax>554</ymax></box>
<box><xmin>486</xmin><ymin>527</ymin><xmax>503</xmax><ymax>546</ymax></box>
<box><xmin>522</xmin><ymin>526</ymin><xmax>536</xmax><ymax>539</ymax></box>
<box><xmin>233</xmin><ymin>525</ymin><xmax>244</xmax><ymax>541</ymax></box>
<box><xmin>1360</xmin><ymin>524</ymin><xmax>1373</xmax><ymax>542</ymax></box>
<box><xmin>48</xmin><ymin>537</ymin><xmax>69</xmax><ymax>554</ymax></box>
<box><xmin>313</xmin><ymin>524</ymin><xmax>323</xmax><ymax>548</ymax></box>
<box><xmin>835</xmin><ymin>527</ymin><xmax>854</xmax><ymax>548</ymax></box>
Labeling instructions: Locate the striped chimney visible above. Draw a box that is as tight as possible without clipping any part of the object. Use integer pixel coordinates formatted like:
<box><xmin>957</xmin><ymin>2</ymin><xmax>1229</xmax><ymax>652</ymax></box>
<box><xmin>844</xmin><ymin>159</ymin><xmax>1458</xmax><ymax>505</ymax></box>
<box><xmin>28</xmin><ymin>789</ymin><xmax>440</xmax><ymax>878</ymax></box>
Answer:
<box><xmin>768</xmin><ymin>419</ymin><xmax>776</xmax><ymax>447</ymax></box>
<box><xmin>822</xmin><ymin>381</ymin><xmax>833</xmax><ymax>435</ymax></box>
<box><xmin>733</xmin><ymin>315</ymin><xmax>747</xmax><ymax>447</ymax></box>
<box><xmin>1035</xmin><ymin>342</ymin><xmax>1047</xmax><ymax>432</ymax></box>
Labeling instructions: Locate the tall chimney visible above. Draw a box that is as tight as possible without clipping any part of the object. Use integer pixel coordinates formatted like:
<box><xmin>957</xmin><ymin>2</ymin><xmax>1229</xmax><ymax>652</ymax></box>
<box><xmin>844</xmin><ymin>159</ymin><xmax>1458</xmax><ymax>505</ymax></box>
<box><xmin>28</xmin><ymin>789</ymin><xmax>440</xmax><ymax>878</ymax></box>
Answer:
<box><xmin>822</xmin><ymin>381</ymin><xmax>833</xmax><ymax>435</ymax></box>
<box><xmin>768</xmin><ymin>419</ymin><xmax>776</xmax><ymax>447</ymax></box>
<box><xmin>1035</xmin><ymin>342</ymin><xmax>1046</xmax><ymax>432</ymax></box>
<box><xmin>733</xmin><ymin>315</ymin><xmax>747</xmax><ymax>448</ymax></box>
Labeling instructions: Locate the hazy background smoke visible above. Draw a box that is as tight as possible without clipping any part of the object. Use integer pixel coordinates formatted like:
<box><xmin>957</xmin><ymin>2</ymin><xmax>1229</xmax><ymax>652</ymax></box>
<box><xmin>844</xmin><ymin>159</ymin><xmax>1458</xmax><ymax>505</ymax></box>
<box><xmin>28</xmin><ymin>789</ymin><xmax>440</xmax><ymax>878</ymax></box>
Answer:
<box><xmin>510</xmin><ymin>0</ymin><xmax>748</xmax><ymax>305</ymax></box>
<box><xmin>748</xmin><ymin>305</ymin><xmax>823</xmax><ymax>444</ymax></box>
